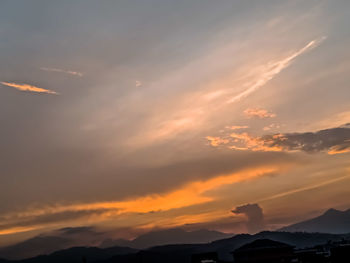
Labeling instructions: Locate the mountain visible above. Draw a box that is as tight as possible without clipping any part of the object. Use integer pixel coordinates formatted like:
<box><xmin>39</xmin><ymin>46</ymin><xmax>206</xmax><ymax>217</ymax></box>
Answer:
<box><xmin>2</xmin><ymin>231</ymin><xmax>350</xmax><ymax>263</ymax></box>
<box><xmin>96</xmin><ymin>231</ymin><xmax>350</xmax><ymax>263</ymax></box>
<box><xmin>279</xmin><ymin>208</ymin><xmax>350</xmax><ymax>233</ymax></box>
<box><xmin>0</xmin><ymin>236</ymin><xmax>72</xmax><ymax>260</ymax></box>
<box><xmin>0</xmin><ymin>228</ymin><xmax>231</xmax><ymax>260</ymax></box>
<box><xmin>18</xmin><ymin>246</ymin><xmax>137</xmax><ymax>263</ymax></box>
<box><xmin>105</xmin><ymin>228</ymin><xmax>233</xmax><ymax>249</ymax></box>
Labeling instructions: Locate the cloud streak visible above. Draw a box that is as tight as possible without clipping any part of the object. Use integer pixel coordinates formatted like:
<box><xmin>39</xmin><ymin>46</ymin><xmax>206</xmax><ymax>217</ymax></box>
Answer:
<box><xmin>0</xmin><ymin>82</ymin><xmax>58</xmax><ymax>95</ymax></box>
<box><xmin>257</xmin><ymin>173</ymin><xmax>350</xmax><ymax>203</ymax></box>
<box><xmin>40</xmin><ymin>67</ymin><xmax>83</xmax><ymax>77</ymax></box>
<box><xmin>132</xmin><ymin>37</ymin><xmax>326</xmax><ymax>146</ymax></box>
<box><xmin>226</xmin><ymin>37</ymin><xmax>326</xmax><ymax>104</ymax></box>
<box><xmin>0</xmin><ymin>166</ymin><xmax>279</xmax><ymax>236</ymax></box>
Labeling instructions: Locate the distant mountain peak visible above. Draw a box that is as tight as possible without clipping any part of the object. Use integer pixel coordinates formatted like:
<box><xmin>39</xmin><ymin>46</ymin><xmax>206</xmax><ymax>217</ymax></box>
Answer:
<box><xmin>279</xmin><ymin>207</ymin><xmax>350</xmax><ymax>234</ymax></box>
<box><xmin>324</xmin><ymin>208</ymin><xmax>341</xmax><ymax>215</ymax></box>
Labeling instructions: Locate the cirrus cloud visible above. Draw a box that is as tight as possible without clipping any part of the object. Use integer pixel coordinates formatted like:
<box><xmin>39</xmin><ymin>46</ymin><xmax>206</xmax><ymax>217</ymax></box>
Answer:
<box><xmin>40</xmin><ymin>67</ymin><xmax>83</xmax><ymax>77</ymax></box>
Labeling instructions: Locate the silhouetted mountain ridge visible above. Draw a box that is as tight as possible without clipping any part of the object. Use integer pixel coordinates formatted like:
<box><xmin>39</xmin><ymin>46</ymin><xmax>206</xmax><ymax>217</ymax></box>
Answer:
<box><xmin>3</xmin><ymin>231</ymin><xmax>350</xmax><ymax>263</ymax></box>
<box><xmin>279</xmin><ymin>208</ymin><xmax>350</xmax><ymax>233</ymax></box>
<box><xmin>0</xmin><ymin>228</ymin><xmax>231</xmax><ymax>260</ymax></box>
<box><xmin>114</xmin><ymin>228</ymin><xmax>232</xmax><ymax>249</ymax></box>
<box><xmin>0</xmin><ymin>236</ymin><xmax>72</xmax><ymax>260</ymax></box>
<box><xmin>17</xmin><ymin>246</ymin><xmax>137</xmax><ymax>263</ymax></box>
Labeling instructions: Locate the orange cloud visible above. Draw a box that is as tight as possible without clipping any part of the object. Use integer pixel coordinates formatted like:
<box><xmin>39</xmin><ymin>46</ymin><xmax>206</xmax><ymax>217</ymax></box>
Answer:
<box><xmin>229</xmin><ymin>132</ymin><xmax>283</xmax><ymax>152</ymax></box>
<box><xmin>0</xmin><ymin>82</ymin><xmax>58</xmax><ymax>94</ymax></box>
<box><xmin>208</xmin><ymin>125</ymin><xmax>350</xmax><ymax>155</ymax></box>
<box><xmin>327</xmin><ymin>144</ymin><xmax>350</xmax><ymax>155</ymax></box>
<box><xmin>0</xmin><ymin>226</ymin><xmax>38</xmax><ymax>236</ymax></box>
<box><xmin>244</xmin><ymin>108</ymin><xmax>276</xmax><ymax>119</ymax></box>
<box><xmin>206</xmin><ymin>136</ymin><xmax>230</xmax><ymax>147</ymax></box>
<box><xmin>0</xmin><ymin>166</ymin><xmax>279</xmax><ymax>235</ymax></box>
<box><xmin>226</xmin><ymin>125</ymin><xmax>249</xmax><ymax>130</ymax></box>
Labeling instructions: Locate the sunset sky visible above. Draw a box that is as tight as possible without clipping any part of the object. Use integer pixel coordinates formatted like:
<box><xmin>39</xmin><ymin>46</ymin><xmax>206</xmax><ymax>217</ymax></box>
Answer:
<box><xmin>1</xmin><ymin>0</ymin><xmax>350</xmax><ymax>246</ymax></box>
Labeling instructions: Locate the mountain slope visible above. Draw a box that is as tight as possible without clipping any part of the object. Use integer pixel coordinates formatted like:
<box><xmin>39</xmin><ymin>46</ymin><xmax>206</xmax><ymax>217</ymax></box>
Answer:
<box><xmin>101</xmin><ymin>228</ymin><xmax>232</xmax><ymax>249</ymax></box>
<box><xmin>0</xmin><ymin>236</ymin><xmax>72</xmax><ymax>260</ymax></box>
<box><xmin>279</xmin><ymin>208</ymin><xmax>350</xmax><ymax>233</ymax></box>
<box><xmin>19</xmin><ymin>246</ymin><xmax>137</xmax><ymax>263</ymax></box>
<box><xmin>0</xmin><ymin>228</ymin><xmax>231</xmax><ymax>260</ymax></box>
<box><xmin>3</xmin><ymin>231</ymin><xmax>350</xmax><ymax>263</ymax></box>
<box><xmin>97</xmin><ymin>231</ymin><xmax>350</xmax><ymax>263</ymax></box>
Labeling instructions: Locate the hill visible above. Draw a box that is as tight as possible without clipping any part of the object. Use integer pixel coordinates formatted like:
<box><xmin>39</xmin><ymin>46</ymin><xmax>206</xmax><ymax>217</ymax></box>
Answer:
<box><xmin>101</xmin><ymin>228</ymin><xmax>233</xmax><ymax>249</ymax></box>
<box><xmin>0</xmin><ymin>228</ymin><xmax>231</xmax><ymax>260</ymax></box>
<box><xmin>279</xmin><ymin>208</ymin><xmax>350</xmax><ymax>233</ymax></box>
<box><xmin>5</xmin><ymin>231</ymin><xmax>350</xmax><ymax>263</ymax></box>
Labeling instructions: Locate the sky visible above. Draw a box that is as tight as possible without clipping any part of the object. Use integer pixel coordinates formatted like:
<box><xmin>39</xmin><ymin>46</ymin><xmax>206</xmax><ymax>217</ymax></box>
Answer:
<box><xmin>1</xmin><ymin>0</ymin><xmax>350</xmax><ymax>246</ymax></box>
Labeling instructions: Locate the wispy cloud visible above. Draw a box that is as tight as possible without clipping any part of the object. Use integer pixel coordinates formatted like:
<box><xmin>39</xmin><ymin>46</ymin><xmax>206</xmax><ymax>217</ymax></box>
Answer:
<box><xmin>226</xmin><ymin>37</ymin><xmax>326</xmax><ymax>104</ymax></box>
<box><xmin>226</xmin><ymin>125</ymin><xmax>249</xmax><ymax>130</ymax></box>
<box><xmin>135</xmin><ymin>80</ymin><xmax>142</xmax><ymax>87</ymax></box>
<box><xmin>0</xmin><ymin>81</ymin><xmax>58</xmax><ymax>95</ymax></box>
<box><xmin>257</xmin><ymin>173</ymin><xmax>350</xmax><ymax>203</ymax></box>
<box><xmin>40</xmin><ymin>67</ymin><xmax>83</xmax><ymax>77</ymax></box>
<box><xmin>0</xmin><ymin>166</ymin><xmax>278</xmax><ymax>235</ymax></box>
<box><xmin>244</xmin><ymin>108</ymin><xmax>276</xmax><ymax>119</ymax></box>
<box><xmin>131</xmin><ymin>37</ymin><xmax>326</xmax><ymax>146</ymax></box>
<box><xmin>263</xmin><ymin>123</ymin><xmax>281</xmax><ymax>131</ymax></box>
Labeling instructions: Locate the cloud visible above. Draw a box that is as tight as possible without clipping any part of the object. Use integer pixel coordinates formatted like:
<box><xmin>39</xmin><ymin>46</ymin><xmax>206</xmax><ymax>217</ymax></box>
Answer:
<box><xmin>40</xmin><ymin>67</ymin><xmax>83</xmax><ymax>77</ymax></box>
<box><xmin>129</xmin><ymin>37</ymin><xmax>326</xmax><ymax>146</ymax></box>
<box><xmin>226</xmin><ymin>125</ymin><xmax>249</xmax><ymax>130</ymax></box>
<box><xmin>226</xmin><ymin>37</ymin><xmax>326</xmax><ymax>104</ymax></box>
<box><xmin>135</xmin><ymin>80</ymin><xmax>142</xmax><ymax>87</ymax></box>
<box><xmin>244</xmin><ymin>108</ymin><xmax>276</xmax><ymax>119</ymax></box>
<box><xmin>206</xmin><ymin>136</ymin><xmax>230</xmax><ymax>147</ymax></box>
<box><xmin>263</xmin><ymin>123</ymin><xmax>281</xmax><ymax>131</ymax></box>
<box><xmin>232</xmin><ymin>203</ymin><xmax>265</xmax><ymax>233</ymax></box>
<box><xmin>260</xmin><ymin>126</ymin><xmax>350</xmax><ymax>154</ymax></box>
<box><xmin>0</xmin><ymin>209</ymin><xmax>112</xmax><ymax>236</ymax></box>
<box><xmin>207</xmin><ymin>124</ymin><xmax>350</xmax><ymax>155</ymax></box>
<box><xmin>0</xmin><ymin>166</ymin><xmax>278</xmax><ymax>236</ymax></box>
<box><xmin>0</xmin><ymin>81</ymin><xmax>58</xmax><ymax>95</ymax></box>
<box><xmin>257</xmin><ymin>173</ymin><xmax>350</xmax><ymax>203</ymax></box>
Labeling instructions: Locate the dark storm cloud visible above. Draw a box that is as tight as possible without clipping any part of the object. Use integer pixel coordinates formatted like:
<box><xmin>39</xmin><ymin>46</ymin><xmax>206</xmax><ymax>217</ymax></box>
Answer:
<box><xmin>232</xmin><ymin>203</ymin><xmax>265</xmax><ymax>233</ymax></box>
